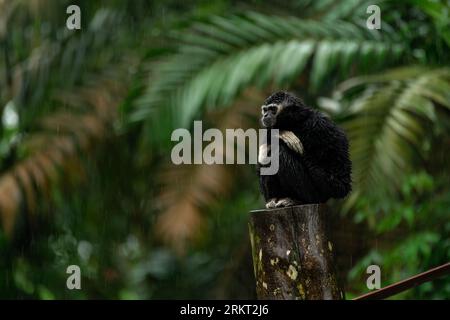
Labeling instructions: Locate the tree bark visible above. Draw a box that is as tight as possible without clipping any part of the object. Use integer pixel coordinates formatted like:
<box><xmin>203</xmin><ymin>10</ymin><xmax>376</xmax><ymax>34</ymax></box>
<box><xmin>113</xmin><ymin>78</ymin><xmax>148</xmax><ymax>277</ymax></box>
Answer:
<box><xmin>248</xmin><ymin>204</ymin><xmax>344</xmax><ymax>300</ymax></box>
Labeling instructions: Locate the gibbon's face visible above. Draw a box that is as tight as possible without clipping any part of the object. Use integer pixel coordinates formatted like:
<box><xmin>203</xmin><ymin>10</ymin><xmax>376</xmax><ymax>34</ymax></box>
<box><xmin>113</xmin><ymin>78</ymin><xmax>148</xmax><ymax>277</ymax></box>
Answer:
<box><xmin>261</xmin><ymin>103</ymin><xmax>284</xmax><ymax>128</ymax></box>
<box><xmin>261</xmin><ymin>91</ymin><xmax>304</xmax><ymax>128</ymax></box>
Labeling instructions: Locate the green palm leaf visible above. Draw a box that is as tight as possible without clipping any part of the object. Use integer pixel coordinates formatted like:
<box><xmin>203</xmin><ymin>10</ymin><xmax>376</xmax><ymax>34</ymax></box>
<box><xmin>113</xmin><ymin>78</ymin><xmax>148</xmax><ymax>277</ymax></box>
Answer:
<box><xmin>339</xmin><ymin>67</ymin><xmax>450</xmax><ymax>209</ymax></box>
<box><xmin>131</xmin><ymin>11</ymin><xmax>404</xmax><ymax>143</ymax></box>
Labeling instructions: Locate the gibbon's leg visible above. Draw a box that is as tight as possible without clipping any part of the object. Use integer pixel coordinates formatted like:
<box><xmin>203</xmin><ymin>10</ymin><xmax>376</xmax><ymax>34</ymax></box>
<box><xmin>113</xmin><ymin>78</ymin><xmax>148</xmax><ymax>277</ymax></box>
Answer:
<box><xmin>258</xmin><ymin>143</ymin><xmax>283</xmax><ymax>206</ymax></box>
<box><xmin>278</xmin><ymin>143</ymin><xmax>321</xmax><ymax>204</ymax></box>
<box><xmin>305</xmin><ymin>163</ymin><xmax>351</xmax><ymax>200</ymax></box>
<box><xmin>259</xmin><ymin>172</ymin><xmax>283</xmax><ymax>203</ymax></box>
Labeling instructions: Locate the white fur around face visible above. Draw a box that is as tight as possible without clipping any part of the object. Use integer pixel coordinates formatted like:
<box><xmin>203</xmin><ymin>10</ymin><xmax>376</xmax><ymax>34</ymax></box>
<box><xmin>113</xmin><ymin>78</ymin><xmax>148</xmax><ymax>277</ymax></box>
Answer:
<box><xmin>258</xmin><ymin>143</ymin><xmax>271</xmax><ymax>164</ymax></box>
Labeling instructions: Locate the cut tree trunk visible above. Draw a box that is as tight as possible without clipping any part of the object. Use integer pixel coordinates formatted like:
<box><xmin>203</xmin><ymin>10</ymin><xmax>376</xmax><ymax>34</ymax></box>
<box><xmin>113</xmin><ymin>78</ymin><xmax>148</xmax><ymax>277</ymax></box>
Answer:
<box><xmin>248</xmin><ymin>204</ymin><xmax>344</xmax><ymax>300</ymax></box>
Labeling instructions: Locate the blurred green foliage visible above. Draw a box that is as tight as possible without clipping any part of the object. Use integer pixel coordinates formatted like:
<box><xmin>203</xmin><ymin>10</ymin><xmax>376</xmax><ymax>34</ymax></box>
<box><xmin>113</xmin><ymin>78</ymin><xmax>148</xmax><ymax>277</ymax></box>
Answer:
<box><xmin>349</xmin><ymin>171</ymin><xmax>450</xmax><ymax>299</ymax></box>
<box><xmin>0</xmin><ymin>0</ymin><xmax>449</xmax><ymax>299</ymax></box>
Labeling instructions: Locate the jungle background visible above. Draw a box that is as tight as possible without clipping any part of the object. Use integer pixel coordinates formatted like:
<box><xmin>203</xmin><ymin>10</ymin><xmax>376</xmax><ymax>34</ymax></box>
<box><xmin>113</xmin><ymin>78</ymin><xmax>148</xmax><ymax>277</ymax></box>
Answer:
<box><xmin>0</xmin><ymin>0</ymin><xmax>449</xmax><ymax>299</ymax></box>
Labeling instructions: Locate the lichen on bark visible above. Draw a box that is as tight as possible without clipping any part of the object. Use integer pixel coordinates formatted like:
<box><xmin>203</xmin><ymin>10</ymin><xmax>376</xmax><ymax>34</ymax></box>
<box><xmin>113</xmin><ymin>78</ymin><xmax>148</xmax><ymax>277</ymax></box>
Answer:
<box><xmin>248</xmin><ymin>204</ymin><xmax>344</xmax><ymax>300</ymax></box>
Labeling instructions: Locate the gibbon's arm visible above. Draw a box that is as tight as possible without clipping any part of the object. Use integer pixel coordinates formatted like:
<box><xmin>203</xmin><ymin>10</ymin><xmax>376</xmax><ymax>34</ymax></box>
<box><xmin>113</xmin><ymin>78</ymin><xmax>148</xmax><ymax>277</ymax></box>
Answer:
<box><xmin>276</xmin><ymin>142</ymin><xmax>320</xmax><ymax>203</ymax></box>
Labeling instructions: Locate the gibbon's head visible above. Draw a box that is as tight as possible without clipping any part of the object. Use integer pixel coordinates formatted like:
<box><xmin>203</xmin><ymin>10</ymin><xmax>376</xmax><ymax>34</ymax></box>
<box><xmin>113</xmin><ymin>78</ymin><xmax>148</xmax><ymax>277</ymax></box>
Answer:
<box><xmin>260</xmin><ymin>91</ymin><xmax>306</xmax><ymax>128</ymax></box>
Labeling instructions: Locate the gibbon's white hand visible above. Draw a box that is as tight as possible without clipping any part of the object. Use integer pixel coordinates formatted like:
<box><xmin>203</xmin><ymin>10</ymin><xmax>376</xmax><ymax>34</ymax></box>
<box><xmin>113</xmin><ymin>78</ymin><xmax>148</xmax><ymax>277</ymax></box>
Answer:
<box><xmin>279</xmin><ymin>131</ymin><xmax>304</xmax><ymax>155</ymax></box>
<box><xmin>258</xmin><ymin>143</ymin><xmax>271</xmax><ymax>164</ymax></box>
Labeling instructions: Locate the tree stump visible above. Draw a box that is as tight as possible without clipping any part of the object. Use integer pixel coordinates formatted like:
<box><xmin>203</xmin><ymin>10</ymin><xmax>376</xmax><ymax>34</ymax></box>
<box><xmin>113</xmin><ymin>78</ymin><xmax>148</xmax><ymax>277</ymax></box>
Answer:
<box><xmin>248</xmin><ymin>204</ymin><xmax>344</xmax><ymax>300</ymax></box>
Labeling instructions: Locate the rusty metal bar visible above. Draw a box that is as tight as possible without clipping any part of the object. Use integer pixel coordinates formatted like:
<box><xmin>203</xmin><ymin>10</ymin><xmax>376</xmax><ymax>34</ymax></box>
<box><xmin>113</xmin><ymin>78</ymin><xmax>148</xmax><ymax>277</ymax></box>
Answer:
<box><xmin>353</xmin><ymin>262</ymin><xmax>450</xmax><ymax>300</ymax></box>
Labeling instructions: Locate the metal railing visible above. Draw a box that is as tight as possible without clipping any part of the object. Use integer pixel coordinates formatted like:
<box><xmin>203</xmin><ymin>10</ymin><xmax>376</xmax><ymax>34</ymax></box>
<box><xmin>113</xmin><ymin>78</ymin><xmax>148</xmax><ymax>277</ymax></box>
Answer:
<box><xmin>353</xmin><ymin>262</ymin><xmax>450</xmax><ymax>300</ymax></box>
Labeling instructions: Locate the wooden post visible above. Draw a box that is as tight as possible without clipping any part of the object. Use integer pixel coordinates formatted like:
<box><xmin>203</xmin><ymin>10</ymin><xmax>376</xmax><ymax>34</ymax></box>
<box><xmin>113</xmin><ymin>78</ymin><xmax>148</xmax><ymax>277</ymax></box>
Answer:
<box><xmin>248</xmin><ymin>204</ymin><xmax>344</xmax><ymax>300</ymax></box>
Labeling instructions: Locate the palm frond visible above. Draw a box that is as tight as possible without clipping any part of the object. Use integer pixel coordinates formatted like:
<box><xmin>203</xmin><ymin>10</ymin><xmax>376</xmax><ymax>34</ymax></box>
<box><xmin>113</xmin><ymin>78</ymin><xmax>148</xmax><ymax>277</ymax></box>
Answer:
<box><xmin>131</xmin><ymin>11</ymin><xmax>404</xmax><ymax>143</ymax></box>
<box><xmin>411</xmin><ymin>0</ymin><xmax>450</xmax><ymax>47</ymax></box>
<box><xmin>0</xmin><ymin>74</ymin><xmax>127</xmax><ymax>236</ymax></box>
<box><xmin>338</xmin><ymin>67</ymin><xmax>450</xmax><ymax>208</ymax></box>
<box><xmin>0</xmin><ymin>7</ymin><xmax>123</xmax><ymax>129</ymax></box>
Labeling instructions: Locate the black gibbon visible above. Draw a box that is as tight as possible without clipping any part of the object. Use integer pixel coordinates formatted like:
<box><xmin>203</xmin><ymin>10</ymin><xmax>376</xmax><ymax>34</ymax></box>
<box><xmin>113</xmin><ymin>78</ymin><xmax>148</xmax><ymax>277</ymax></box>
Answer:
<box><xmin>257</xmin><ymin>91</ymin><xmax>352</xmax><ymax>208</ymax></box>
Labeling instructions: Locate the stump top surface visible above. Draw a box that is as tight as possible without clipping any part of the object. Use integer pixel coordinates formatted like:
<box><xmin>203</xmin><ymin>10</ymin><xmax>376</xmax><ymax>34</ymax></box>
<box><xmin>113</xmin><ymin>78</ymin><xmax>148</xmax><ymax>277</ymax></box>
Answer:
<box><xmin>250</xmin><ymin>203</ymin><xmax>325</xmax><ymax>215</ymax></box>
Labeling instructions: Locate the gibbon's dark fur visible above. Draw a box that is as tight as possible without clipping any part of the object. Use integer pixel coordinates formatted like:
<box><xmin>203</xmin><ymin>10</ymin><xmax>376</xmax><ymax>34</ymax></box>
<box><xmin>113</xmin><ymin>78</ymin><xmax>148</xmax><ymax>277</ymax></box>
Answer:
<box><xmin>258</xmin><ymin>91</ymin><xmax>352</xmax><ymax>205</ymax></box>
